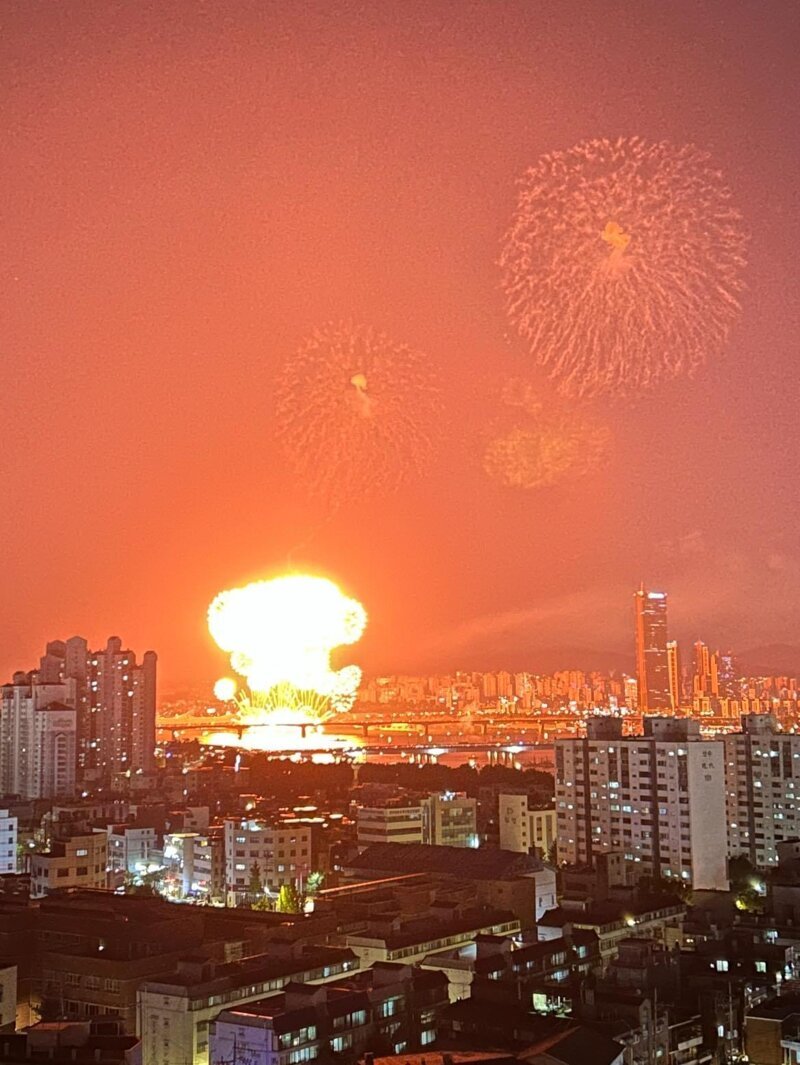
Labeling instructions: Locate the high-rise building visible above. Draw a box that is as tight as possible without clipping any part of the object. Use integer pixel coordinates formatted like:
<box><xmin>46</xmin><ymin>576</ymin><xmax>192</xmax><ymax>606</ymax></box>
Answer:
<box><xmin>692</xmin><ymin>640</ymin><xmax>720</xmax><ymax>698</ymax></box>
<box><xmin>7</xmin><ymin>635</ymin><xmax>154</xmax><ymax>781</ymax></box>
<box><xmin>725</xmin><ymin>714</ymin><xmax>800</xmax><ymax>867</ymax></box>
<box><xmin>0</xmin><ymin>679</ymin><xmax>77</xmax><ymax>799</ymax></box>
<box><xmin>85</xmin><ymin>638</ymin><xmax>157</xmax><ymax>779</ymax></box>
<box><xmin>555</xmin><ymin>716</ymin><xmax>728</xmax><ymax>890</ymax></box>
<box><xmin>717</xmin><ymin>652</ymin><xmax>738</xmax><ymax>700</ymax></box>
<box><xmin>666</xmin><ymin>640</ymin><xmax>682</xmax><ymax>712</ymax></box>
<box><xmin>634</xmin><ymin>586</ymin><xmax>671</xmax><ymax>712</ymax></box>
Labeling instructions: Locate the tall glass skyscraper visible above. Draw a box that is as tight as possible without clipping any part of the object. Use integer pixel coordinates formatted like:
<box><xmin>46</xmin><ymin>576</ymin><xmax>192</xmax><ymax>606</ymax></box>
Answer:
<box><xmin>634</xmin><ymin>586</ymin><xmax>671</xmax><ymax>712</ymax></box>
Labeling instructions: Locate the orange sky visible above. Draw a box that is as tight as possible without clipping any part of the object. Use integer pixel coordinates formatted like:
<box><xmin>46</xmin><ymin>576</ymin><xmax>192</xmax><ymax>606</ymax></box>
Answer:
<box><xmin>2</xmin><ymin>1</ymin><xmax>799</xmax><ymax>688</ymax></box>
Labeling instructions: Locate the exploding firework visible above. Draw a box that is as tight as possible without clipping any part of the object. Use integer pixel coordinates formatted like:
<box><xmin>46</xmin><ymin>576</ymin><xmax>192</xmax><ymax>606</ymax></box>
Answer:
<box><xmin>482</xmin><ymin>377</ymin><xmax>612</xmax><ymax>489</ymax></box>
<box><xmin>276</xmin><ymin>322</ymin><xmax>440</xmax><ymax>503</ymax></box>
<box><xmin>208</xmin><ymin>574</ymin><xmax>366</xmax><ymax>713</ymax></box>
<box><xmin>501</xmin><ymin>138</ymin><xmax>748</xmax><ymax>397</ymax></box>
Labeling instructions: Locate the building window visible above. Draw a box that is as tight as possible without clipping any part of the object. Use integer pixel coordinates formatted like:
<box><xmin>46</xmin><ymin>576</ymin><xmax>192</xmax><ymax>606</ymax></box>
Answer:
<box><xmin>421</xmin><ymin>1029</ymin><xmax>436</xmax><ymax>1046</ymax></box>
<box><xmin>289</xmin><ymin>1049</ymin><xmax>318</xmax><ymax>1064</ymax></box>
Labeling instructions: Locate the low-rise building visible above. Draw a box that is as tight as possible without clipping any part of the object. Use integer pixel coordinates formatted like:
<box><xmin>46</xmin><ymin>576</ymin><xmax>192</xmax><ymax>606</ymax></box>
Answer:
<box><xmin>745</xmin><ymin>996</ymin><xmax>800</xmax><ymax>1065</ymax></box>
<box><xmin>31</xmin><ymin>832</ymin><xmax>107</xmax><ymax>898</ymax></box>
<box><xmin>469</xmin><ymin>929</ymin><xmax>600</xmax><ymax>1014</ymax></box>
<box><xmin>208</xmin><ymin>963</ymin><xmax>450</xmax><ymax>1065</ymax></box>
<box><xmin>106</xmin><ymin>824</ymin><xmax>161</xmax><ymax>881</ymax></box>
<box><xmin>224</xmin><ymin>819</ymin><xmax>313</xmax><ymax>906</ymax></box>
<box><xmin>0</xmin><ymin>812</ymin><xmax>17</xmax><ymax>876</ymax></box>
<box><xmin>139</xmin><ymin>946</ymin><xmax>360</xmax><ymax>1065</ymax></box>
<box><xmin>338</xmin><ymin>907</ymin><xmax>519</xmax><ymax>967</ymax></box>
<box><xmin>0</xmin><ymin>964</ymin><xmax>17</xmax><ymax>1032</ymax></box>
<box><xmin>498</xmin><ymin>796</ymin><xmax>555</xmax><ymax>859</ymax></box>
<box><xmin>344</xmin><ymin>844</ymin><xmax>556</xmax><ymax>928</ymax></box>
<box><xmin>537</xmin><ymin>900</ymin><xmax>686</xmax><ymax>968</ymax></box>
<box><xmin>356</xmin><ymin>793</ymin><xmax>477</xmax><ymax>850</ymax></box>
<box><xmin>0</xmin><ymin>1020</ymin><xmax>140</xmax><ymax>1064</ymax></box>
<box><xmin>36</xmin><ymin>893</ymin><xmax>206</xmax><ymax>1032</ymax></box>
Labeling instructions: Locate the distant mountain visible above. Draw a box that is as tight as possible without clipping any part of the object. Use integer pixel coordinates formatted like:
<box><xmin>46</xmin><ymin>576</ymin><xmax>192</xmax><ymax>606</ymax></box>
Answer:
<box><xmin>395</xmin><ymin>645</ymin><xmax>634</xmax><ymax>676</ymax></box>
<box><xmin>521</xmin><ymin>646</ymin><xmax>633</xmax><ymax>675</ymax></box>
<box><xmin>735</xmin><ymin>644</ymin><xmax>800</xmax><ymax>676</ymax></box>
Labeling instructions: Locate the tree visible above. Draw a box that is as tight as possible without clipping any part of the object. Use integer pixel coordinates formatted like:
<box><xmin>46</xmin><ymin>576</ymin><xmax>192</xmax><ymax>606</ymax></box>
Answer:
<box><xmin>251</xmin><ymin>895</ymin><xmax>275</xmax><ymax>912</ymax></box>
<box><xmin>305</xmin><ymin>871</ymin><xmax>324</xmax><ymax>896</ymax></box>
<box><xmin>247</xmin><ymin>861</ymin><xmax>263</xmax><ymax>903</ymax></box>
<box><xmin>276</xmin><ymin>883</ymin><xmax>302</xmax><ymax>913</ymax></box>
<box><xmin>636</xmin><ymin>874</ymin><xmax>692</xmax><ymax>905</ymax></box>
<box><xmin>728</xmin><ymin>854</ymin><xmax>758</xmax><ymax>890</ymax></box>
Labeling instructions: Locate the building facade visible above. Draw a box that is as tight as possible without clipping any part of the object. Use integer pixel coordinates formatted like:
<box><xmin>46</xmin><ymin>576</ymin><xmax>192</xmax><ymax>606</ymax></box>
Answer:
<box><xmin>356</xmin><ymin>793</ymin><xmax>477</xmax><ymax>850</ymax></box>
<box><xmin>224</xmin><ymin>819</ymin><xmax>313</xmax><ymax>905</ymax></box>
<box><xmin>556</xmin><ymin>717</ymin><xmax>728</xmax><ymax>890</ymax></box>
<box><xmin>498</xmin><ymin>795</ymin><xmax>556</xmax><ymax>857</ymax></box>
<box><xmin>208</xmin><ymin>965</ymin><xmax>449</xmax><ymax>1065</ymax></box>
<box><xmin>31</xmin><ymin>832</ymin><xmax>108</xmax><ymax>898</ymax></box>
<box><xmin>0</xmin><ymin>681</ymin><xmax>77</xmax><ymax>799</ymax></box>
<box><xmin>0</xmin><ymin>811</ymin><xmax>17</xmax><ymax>876</ymax></box>
<box><xmin>85</xmin><ymin>638</ymin><xmax>157</xmax><ymax>780</ymax></box>
<box><xmin>725</xmin><ymin>713</ymin><xmax>800</xmax><ymax>867</ymax></box>
<box><xmin>139</xmin><ymin>948</ymin><xmax>359</xmax><ymax>1065</ymax></box>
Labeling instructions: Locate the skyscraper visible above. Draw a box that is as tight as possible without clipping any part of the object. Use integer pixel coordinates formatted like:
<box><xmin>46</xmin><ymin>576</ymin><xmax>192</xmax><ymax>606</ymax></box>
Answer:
<box><xmin>0</xmin><ymin>678</ymin><xmax>77</xmax><ymax>799</ymax></box>
<box><xmin>666</xmin><ymin>640</ymin><xmax>682</xmax><ymax>711</ymax></box>
<box><xmin>85</xmin><ymin>638</ymin><xmax>157</xmax><ymax>780</ymax></box>
<box><xmin>2</xmin><ymin>636</ymin><xmax>156</xmax><ymax>785</ymax></box>
<box><xmin>634</xmin><ymin>585</ymin><xmax>671</xmax><ymax>713</ymax></box>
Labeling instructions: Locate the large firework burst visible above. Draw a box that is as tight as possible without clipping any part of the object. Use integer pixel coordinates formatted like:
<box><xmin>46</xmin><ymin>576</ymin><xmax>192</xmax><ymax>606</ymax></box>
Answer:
<box><xmin>501</xmin><ymin>138</ymin><xmax>748</xmax><ymax>397</ymax></box>
<box><xmin>276</xmin><ymin>322</ymin><xmax>440</xmax><ymax>503</ymax></box>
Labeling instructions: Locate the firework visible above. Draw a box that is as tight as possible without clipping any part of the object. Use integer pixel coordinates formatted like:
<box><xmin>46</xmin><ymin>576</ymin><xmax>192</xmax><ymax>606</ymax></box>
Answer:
<box><xmin>207</xmin><ymin>574</ymin><xmax>367</xmax><ymax>719</ymax></box>
<box><xmin>213</xmin><ymin>677</ymin><xmax>237</xmax><ymax>702</ymax></box>
<box><xmin>276</xmin><ymin>322</ymin><xmax>439</xmax><ymax>502</ymax></box>
<box><xmin>501</xmin><ymin>138</ymin><xmax>748</xmax><ymax>397</ymax></box>
<box><xmin>482</xmin><ymin>377</ymin><xmax>611</xmax><ymax>489</ymax></box>
<box><xmin>484</xmin><ymin>419</ymin><xmax>611</xmax><ymax>490</ymax></box>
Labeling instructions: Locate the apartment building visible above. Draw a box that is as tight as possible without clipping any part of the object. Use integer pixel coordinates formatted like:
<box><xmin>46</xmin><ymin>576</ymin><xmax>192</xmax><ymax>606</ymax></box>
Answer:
<box><xmin>725</xmin><ymin>713</ymin><xmax>800</xmax><ymax>867</ymax></box>
<box><xmin>0</xmin><ymin>680</ymin><xmax>77</xmax><ymax>800</ymax></box>
<box><xmin>555</xmin><ymin>717</ymin><xmax>728</xmax><ymax>891</ymax></box>
<box><xmin>224</xmin><ymin>819</ymin><xmax>313</xmax><ymax>905</ymax></box>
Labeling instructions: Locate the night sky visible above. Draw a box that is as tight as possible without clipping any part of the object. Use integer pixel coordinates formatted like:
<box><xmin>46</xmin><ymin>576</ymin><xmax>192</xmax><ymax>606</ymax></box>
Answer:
<box><xmin>2</xmin><ymin>1</ymin><xmax>799</xmax><ymax>686</ymax></box>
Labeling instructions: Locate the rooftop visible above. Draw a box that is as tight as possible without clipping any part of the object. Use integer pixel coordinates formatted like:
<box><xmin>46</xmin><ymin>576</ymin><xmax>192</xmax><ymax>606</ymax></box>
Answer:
<box><xmin>141</xmin><ymin>944</ymin><xmax>357</xmax><ymax>996</ymax></box>
<box><xmin>348</xmin><ymin>844</ymin><xmax>549</xmax><ymax>881</ymax></box>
